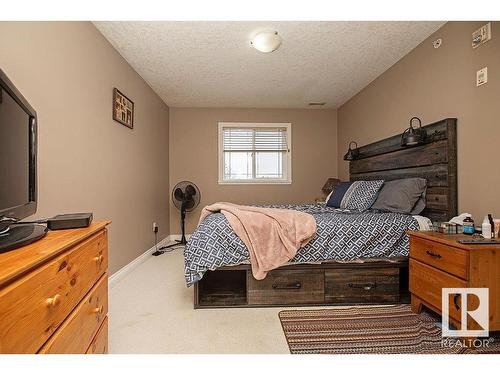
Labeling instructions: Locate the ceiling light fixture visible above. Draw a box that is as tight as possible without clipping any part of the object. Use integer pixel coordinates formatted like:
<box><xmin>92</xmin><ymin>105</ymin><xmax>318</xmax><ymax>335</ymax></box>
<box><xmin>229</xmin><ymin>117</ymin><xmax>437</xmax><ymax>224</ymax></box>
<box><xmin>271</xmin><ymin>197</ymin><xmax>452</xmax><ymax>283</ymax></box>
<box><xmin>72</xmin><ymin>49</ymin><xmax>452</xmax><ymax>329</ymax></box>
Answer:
<box><xmin>250</xmin><ymin>31</ymin><xmax>282</xmax><ymax>53</ymax></box>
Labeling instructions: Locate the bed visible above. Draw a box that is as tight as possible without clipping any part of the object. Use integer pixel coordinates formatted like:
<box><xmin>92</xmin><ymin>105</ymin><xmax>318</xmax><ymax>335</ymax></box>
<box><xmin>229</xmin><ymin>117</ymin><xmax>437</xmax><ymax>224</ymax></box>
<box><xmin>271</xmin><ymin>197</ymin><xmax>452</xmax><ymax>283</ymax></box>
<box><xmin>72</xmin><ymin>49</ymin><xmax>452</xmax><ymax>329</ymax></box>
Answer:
<box><xmin>186</xmin><ymin>204</ymin><xmax>426</xmax><ymax>286</ymax></box>
<box><xmin>186</xmin><ymin>118</ymin><xmax>457</xmax><ymax>308</ymax></box>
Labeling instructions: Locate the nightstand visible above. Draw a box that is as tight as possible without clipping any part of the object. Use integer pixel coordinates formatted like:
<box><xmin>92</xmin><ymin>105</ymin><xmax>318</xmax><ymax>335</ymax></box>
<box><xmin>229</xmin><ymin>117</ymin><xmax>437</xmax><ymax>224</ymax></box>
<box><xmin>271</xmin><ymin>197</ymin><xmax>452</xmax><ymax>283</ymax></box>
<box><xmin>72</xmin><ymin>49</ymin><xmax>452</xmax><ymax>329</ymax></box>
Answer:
<box><xmin>407</xmin><ymin>231</ymin><xmax>499</xmax><ymax>333</ymax></box>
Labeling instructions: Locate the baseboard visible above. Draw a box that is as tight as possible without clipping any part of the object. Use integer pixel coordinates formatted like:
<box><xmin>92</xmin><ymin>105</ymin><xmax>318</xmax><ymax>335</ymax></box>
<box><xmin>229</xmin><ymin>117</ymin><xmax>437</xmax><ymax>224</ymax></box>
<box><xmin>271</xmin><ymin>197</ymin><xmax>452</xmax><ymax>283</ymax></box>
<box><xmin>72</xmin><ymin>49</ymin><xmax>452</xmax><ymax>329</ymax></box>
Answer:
<box><xmin>109</xmin><ymin>234</ymin><xmax>193</xmax><ymax>288</ymax></box>
<box><xmin>109</xmin><ymin>235</ymin><xmax>170</xmax><ymax>288</ymax></box>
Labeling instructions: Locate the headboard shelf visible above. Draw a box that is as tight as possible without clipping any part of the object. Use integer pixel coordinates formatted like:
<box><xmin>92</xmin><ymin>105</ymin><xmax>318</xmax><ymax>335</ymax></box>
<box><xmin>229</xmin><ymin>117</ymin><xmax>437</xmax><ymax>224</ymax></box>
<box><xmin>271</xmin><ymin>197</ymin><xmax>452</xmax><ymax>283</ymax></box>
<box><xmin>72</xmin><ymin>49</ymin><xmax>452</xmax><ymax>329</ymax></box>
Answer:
<box><xmin>352</xmin><ymin>119</ymin><xmax>455</xmax><ymax>160</ymax></box>
<box><xmin>349</xmin><ymin>118</ymin><xmax>457</xmax><ymax>222</ymax></box>
<box><xmin>350</xmin><ymin>140</ymin><xmax>448</xmax><ymax>175</ymax></box>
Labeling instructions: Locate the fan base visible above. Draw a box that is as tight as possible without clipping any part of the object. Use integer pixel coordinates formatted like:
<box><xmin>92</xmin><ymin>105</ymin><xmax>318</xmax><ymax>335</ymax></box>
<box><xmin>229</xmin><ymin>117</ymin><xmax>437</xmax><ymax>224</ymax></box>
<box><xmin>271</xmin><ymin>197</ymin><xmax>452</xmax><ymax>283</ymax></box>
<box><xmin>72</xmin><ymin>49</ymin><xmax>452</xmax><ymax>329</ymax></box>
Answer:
<box><xmin>152</xmin><ymin>239</ymin><xmax>187</xmax><ymax>256</ymax></box>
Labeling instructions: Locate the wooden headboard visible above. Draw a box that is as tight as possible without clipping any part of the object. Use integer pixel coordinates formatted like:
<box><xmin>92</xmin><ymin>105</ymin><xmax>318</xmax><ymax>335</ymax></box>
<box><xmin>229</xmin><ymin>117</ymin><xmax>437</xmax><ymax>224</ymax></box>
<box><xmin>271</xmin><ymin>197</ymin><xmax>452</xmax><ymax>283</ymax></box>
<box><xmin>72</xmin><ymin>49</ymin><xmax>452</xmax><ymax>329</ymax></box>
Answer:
<box><xmin>349</xmin><ymin>118</ymin><xmax>457</xmax><ymax>222</ymax></box>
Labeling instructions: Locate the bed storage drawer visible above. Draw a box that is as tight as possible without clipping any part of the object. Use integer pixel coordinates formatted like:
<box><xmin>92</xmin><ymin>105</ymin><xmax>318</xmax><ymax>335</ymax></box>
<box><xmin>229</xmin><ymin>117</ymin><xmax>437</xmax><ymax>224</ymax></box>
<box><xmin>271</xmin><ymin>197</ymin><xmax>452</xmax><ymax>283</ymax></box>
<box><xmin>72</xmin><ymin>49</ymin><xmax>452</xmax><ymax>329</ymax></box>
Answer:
<box><xmin>247</xmin><ymin>269</ymin><xmax>324</xmax><ymax>305</ymax></box>
<box><xmin>324</xmin><ymin>267</ymin><xmax>400</xmax><ymax>304</ymax></box>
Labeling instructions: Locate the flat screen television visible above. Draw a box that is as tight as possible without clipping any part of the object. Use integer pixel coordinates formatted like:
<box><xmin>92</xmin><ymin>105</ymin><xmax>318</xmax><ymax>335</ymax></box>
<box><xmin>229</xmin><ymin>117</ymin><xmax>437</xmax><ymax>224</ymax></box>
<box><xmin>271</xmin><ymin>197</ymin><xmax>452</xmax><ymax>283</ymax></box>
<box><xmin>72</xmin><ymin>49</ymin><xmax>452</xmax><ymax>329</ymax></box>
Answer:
<box><xmin>0</xmin><ymin>69</ymin><xmax>47</xmax><ymax>252</ymax></box>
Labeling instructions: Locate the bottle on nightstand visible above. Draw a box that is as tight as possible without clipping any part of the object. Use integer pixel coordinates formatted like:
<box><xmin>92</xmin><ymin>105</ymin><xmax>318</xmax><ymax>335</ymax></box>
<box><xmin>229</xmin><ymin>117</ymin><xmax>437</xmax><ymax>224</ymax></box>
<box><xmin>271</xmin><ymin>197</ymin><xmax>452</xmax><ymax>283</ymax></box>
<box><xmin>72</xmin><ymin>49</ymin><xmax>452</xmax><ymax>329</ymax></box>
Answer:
<box><xmin>482</xmin><ymin>216</ymin><xmax>492</xmax><ymax>239</ymax></box>
<box><xmin>463</xmin><ymin>216</ymin><xmax>475</xmax><ymax>235</ymax></box>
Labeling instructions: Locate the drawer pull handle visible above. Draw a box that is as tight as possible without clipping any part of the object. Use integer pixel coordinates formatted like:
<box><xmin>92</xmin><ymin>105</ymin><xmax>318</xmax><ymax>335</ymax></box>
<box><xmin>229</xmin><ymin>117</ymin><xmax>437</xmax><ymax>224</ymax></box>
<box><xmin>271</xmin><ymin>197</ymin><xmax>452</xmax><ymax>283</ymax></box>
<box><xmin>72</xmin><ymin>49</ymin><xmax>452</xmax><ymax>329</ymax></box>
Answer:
<box><xmin>46</xmin><ymin>294</ymin><xmax>61</xmax><ymax>308</ymax></box>
<box><xmin>272</xmin><ymin>282</ymin><xmax>302</xmax><ymax>290</ymax></box>
<box><xmin>93</xmin><ymin>255</ymin><xmax>104</xmax><ymax>264</ymax></box>
<box><xmin>426</xmin><ymin>250</ymin><xmax>442</xmax><ymax>259</ymax></box>
<box><xmin>453</xmin><ymin>294</ymin><xmax>461</xmax><ymax>311</ymax></box>
<box><xmin>348</xmin><ymin>282</ymin><xmax>376</xmax><ymax>290</ymax></box>
<box><xmin>92</xmin><ymin>306</ymin><xmax>104</xmax><ymax>315</ymax></box>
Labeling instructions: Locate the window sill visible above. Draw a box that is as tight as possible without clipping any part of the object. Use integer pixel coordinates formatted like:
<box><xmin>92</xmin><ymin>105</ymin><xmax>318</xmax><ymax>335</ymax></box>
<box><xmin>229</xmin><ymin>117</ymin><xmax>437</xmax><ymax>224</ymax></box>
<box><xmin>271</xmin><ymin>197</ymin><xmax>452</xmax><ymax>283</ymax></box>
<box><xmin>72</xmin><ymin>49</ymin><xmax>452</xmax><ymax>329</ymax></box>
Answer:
<box><xmin>218</xmin><ymin>179</ymin><xmax>292</xmax><ymax>185</ymax></box>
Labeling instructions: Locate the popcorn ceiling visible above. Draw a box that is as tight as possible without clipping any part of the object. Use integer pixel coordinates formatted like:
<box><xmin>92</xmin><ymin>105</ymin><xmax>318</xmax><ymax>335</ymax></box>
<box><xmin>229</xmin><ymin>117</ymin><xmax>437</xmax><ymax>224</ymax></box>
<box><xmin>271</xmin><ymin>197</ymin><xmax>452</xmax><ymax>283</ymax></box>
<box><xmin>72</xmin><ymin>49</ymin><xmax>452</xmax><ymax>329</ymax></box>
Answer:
<box><xmin>94</xmin><ymin>21</ymin><xmax>444</xmax><ymax>109</ymax></box>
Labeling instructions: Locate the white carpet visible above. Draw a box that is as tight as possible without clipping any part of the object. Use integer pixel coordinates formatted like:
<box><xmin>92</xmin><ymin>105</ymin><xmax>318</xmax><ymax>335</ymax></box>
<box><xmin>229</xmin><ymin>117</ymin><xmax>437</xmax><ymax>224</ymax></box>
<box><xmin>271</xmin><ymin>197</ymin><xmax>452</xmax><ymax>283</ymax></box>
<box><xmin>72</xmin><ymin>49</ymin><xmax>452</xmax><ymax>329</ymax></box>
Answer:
<box><xmin>109</xmin><ymin>247</ymin><xmax>291</xmax><ymax>353</ymax></box>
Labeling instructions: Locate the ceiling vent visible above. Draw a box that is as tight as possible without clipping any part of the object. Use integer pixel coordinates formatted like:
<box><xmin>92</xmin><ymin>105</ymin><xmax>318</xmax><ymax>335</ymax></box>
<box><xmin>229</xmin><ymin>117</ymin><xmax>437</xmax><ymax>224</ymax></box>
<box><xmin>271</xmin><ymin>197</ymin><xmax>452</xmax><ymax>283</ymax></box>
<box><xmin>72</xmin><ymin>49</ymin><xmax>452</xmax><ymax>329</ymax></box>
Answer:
<box><xmin>308</xmin><ymin>102</ymin><xmax>326</xmax><ymax>106</ymax></box>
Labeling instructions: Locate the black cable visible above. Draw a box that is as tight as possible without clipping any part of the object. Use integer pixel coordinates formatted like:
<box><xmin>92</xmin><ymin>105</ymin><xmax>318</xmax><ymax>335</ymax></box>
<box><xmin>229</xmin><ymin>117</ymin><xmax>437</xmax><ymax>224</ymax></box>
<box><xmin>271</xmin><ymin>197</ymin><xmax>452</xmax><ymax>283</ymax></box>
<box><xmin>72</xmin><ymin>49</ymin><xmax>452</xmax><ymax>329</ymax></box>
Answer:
<box><xmin>152</xmin><ymin>225</ymin><xmax>165</xmax><ymax>256</ymax></box>
<box><xmin>8</xmin><ymin>219</ymin><xmax>48</xmax><ymax>225</ymax></box>
<box><xmin>154</xmin><ymin>229</ymin><xmax>158</xmax><ymax>252</ymax></box>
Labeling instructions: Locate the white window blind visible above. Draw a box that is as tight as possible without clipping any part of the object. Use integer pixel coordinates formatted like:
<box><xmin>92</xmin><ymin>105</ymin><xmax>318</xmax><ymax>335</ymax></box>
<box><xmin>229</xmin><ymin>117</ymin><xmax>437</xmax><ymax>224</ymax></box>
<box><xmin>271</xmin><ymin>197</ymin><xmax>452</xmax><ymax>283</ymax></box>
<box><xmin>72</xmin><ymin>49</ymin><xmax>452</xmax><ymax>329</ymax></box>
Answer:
<box><xmin>218</xmin><ymin>123</ymin><xmax>291</xmax><ymax>184</ymax></box>
<box><xmin>222</xmin><ymin>127</ymin><xmax>289</xmax><ymax>152</ymax></box>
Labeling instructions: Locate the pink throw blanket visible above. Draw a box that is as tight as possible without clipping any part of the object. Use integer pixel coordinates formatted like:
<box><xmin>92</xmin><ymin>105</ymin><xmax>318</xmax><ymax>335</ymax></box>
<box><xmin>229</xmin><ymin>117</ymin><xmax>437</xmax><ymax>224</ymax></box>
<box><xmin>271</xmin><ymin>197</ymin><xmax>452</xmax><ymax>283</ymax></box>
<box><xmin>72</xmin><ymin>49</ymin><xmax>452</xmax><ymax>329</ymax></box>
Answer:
<box><xmin>198</xmin><ymin>202</ymin><xmax>317</xmax><ymax>280</ymax></box>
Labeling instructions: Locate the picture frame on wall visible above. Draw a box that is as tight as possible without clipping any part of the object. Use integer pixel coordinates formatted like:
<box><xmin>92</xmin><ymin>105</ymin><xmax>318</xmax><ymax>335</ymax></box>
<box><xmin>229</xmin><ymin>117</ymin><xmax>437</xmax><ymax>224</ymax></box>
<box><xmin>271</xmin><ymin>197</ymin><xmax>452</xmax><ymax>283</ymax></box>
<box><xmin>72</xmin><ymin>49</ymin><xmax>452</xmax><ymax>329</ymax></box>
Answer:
<box><xmin>113</xmin><ymin>88</ymin><xmax>134</xmax><ymax>129</ymax></box>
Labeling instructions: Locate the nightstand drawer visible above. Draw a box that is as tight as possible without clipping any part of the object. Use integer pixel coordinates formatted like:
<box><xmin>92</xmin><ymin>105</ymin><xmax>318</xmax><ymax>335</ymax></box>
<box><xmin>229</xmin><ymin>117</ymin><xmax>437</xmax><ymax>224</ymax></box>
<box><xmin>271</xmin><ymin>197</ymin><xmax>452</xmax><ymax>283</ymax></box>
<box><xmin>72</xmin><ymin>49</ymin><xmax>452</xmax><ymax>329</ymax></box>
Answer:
<box><xmin>410</xmin><ymin>236</ymin><xmax>468</xmax><ymax>279</ymax></box>
<box><xmin>409</xmin><ymin>259</ymin><xmax>466</xmax><ymax>322</ymax></box>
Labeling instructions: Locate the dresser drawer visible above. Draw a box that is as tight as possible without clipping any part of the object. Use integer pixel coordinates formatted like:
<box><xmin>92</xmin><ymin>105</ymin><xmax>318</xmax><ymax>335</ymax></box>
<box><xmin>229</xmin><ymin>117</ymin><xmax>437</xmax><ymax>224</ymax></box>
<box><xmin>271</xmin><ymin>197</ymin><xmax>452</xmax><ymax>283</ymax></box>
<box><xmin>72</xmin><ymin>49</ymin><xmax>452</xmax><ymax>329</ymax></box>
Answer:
<box><xmin>410</xmin><ymin>236</ymin><xmax>468</xmax><ymax>279</ymax></box>
<box><xmin>325</xmin><ymin>267</ymin><xmax>399</xmax><ymax>304</ymax></box>
<box><xmin>409</xmin><ymin>259</ymin><xmax>466</xmax><ymax>322</ymax></box>
<box><xmin>40</xmin><ymin>274</ymin><xmax>108</xmax><ymax>354</ymax></box>
<box><xmin>86</xmin><ymin>316</ymin><xmax>109</xmax><ymax>354</ymax></box>
<box><xmin>0</xmin><ymin>230</ymin><xmax>107</xmax><ymax>354</ymax></box>
<box><xmin>247</xmin><ymin>269</ymin><xmax>324</xmax><ymax>305</ymax></box>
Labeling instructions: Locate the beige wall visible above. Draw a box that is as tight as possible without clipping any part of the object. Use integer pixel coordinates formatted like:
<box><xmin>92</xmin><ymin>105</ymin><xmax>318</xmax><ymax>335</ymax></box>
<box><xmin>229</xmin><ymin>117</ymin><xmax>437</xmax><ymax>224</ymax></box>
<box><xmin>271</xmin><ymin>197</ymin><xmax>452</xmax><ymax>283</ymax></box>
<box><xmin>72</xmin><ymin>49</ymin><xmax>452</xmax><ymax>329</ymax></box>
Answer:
<box><xmin>0</xmin><ymin>22</ymin><xmax>170</xmax><ymax>273</ymax></box>
<box><xmin>169</xmin><ymin>108</ymin><xmax>337</xmax><ymax>233</ymax></box>
<box><xmin>338</xmin><ymin>21</ymin><xmax>500</xmax><ymax>221</ymax></box>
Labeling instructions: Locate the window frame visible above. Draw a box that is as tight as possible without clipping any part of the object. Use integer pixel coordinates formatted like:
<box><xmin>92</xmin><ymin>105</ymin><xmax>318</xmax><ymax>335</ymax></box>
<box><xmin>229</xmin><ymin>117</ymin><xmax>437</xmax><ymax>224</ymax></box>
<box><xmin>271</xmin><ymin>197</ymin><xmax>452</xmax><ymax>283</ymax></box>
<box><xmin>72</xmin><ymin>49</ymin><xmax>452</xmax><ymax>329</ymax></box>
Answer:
<box><xmin>218</xmin><ymin>122</ymin><xmax>292</xmax><ymax>185</ymax></box>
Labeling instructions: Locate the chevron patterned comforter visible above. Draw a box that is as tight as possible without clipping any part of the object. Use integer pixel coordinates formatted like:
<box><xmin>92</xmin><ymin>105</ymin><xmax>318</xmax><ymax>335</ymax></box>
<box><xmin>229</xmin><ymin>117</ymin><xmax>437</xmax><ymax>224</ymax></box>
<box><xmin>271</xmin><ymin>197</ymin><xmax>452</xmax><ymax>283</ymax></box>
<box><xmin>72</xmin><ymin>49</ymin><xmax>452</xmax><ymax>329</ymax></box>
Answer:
<box><xmin>184</xmin><ymin>204</ymin><xmax>419</xmax><ymax>286</ymax></box>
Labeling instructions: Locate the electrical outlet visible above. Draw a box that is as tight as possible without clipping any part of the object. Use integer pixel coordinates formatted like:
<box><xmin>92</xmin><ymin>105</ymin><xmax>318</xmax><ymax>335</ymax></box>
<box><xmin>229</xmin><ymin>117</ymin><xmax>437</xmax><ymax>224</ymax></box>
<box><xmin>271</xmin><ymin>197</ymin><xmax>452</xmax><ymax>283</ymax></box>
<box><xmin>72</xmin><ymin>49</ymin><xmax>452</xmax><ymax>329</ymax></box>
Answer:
<box><xmin>152</xmin><ymin>222</ymin><xmax>158</xmax><ymax>233</ymax></box>
<box><xmin>472</xmin><ymin>23</ymin><xmax>491</xmax><ymax>49</ymax></box>
<box><xmin>432</xmin><ymin>38</ymin><xmax>442</xmax><ymax>49</ymax></box>
<box><xmin>477</xmin><ymin>67</ymin><xmax>488</xmax><ymax>86</ymax></box>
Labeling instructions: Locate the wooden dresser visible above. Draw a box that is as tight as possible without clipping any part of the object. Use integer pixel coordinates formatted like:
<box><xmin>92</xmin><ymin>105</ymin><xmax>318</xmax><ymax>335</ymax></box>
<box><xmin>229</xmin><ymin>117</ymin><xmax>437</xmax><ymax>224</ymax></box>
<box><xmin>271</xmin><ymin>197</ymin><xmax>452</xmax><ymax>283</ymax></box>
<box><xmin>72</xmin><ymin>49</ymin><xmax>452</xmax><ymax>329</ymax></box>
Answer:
<box><xmin>0</xmin><ymin>221</ymin><xmax>110</xmax><ymax>354</ymax></box>
<box><xmin>408</xmin><ymin>231</ymin><xmax>499</xmax><ymax>333</ymax></box>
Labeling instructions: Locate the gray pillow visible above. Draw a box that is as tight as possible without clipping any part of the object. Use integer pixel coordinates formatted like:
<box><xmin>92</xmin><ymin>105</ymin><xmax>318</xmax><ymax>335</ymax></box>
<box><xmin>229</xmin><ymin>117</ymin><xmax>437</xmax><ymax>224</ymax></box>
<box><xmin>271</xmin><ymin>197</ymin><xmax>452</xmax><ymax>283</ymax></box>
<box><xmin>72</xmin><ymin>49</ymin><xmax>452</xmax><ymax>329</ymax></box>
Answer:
<box><xmin>371</xmin><ymin>178</ymin><xmax>427</xmax><ymax>214</ymax></box>
<box><xmin>410</xmin><ymin>190</ymin><xmax>427</xmax><ymax>215</ymax></box>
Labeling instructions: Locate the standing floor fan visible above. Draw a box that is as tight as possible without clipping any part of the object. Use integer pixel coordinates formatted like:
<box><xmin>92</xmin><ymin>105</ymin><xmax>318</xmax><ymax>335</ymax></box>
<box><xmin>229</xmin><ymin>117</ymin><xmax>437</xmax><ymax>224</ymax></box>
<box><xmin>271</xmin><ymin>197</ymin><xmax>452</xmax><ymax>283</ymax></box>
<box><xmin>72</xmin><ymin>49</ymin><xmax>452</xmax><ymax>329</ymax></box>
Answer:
<box><xmin>153</xmin><ymin>181</ymin><xmax>201</xmax><ymax>256</ymax></box>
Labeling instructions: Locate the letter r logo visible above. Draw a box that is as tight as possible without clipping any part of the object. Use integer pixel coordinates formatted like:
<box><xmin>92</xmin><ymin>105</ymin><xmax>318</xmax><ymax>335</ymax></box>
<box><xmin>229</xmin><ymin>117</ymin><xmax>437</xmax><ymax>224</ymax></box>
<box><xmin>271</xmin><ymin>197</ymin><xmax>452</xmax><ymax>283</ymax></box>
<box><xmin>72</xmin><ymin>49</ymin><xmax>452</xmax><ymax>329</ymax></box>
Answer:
<box><xmin>442</xmin><ymin>288</ymin><xmax>489</xmax><ymax>337</ymax></box>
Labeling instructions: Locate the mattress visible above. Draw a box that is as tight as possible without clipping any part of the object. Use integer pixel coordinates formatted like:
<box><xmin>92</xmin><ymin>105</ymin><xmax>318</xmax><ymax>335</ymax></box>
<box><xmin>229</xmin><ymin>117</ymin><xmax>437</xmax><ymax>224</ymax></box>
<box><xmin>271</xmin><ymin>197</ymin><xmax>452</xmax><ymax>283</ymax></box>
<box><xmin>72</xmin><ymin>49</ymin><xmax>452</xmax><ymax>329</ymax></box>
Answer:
<box><xmin>184</xmin><ymin>204</ymin><xmax>421</xmax><ymax>286</ymax></box>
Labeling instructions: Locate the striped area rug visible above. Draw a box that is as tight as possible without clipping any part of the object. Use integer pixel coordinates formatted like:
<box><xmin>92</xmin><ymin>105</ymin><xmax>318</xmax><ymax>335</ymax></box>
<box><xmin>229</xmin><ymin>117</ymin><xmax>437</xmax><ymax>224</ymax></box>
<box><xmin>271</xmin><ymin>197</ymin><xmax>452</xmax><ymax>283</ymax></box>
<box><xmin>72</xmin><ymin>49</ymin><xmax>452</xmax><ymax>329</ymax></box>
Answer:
<box><xmin>279</xmin><ymin>304</ymin><xmax>500</xmax><ymax>354</ymax></box>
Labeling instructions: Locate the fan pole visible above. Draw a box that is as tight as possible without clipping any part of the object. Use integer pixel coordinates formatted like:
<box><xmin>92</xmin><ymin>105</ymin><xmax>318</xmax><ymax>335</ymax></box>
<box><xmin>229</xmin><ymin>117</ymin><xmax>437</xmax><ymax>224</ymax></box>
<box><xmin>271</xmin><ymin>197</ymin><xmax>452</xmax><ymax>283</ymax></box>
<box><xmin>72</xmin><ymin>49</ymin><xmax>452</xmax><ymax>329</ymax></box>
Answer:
<box><xmin>153</xmin><ymin>203</ymin><xmax>188</xmax><ymax>255</ymax></box>
<box><xmin>179</xmin><ymin>203</ymin><xmax>187</xmax><ymax>244</ymax></box>
<box><xmin>152</xmin><ymin>181</ymin><xmax>200</xmax><ymax>256</ymax></box>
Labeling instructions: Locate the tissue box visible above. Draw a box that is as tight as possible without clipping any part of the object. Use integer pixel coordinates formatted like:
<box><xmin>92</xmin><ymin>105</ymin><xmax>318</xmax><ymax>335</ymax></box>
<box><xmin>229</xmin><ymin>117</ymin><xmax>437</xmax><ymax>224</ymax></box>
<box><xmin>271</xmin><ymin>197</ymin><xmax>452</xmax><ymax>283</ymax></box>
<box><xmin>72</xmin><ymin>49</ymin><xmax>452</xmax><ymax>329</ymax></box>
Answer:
<box><xmin>433</xmin><ymin>222</ymin><xmax>463</xmax><ymax>234</ymax></box>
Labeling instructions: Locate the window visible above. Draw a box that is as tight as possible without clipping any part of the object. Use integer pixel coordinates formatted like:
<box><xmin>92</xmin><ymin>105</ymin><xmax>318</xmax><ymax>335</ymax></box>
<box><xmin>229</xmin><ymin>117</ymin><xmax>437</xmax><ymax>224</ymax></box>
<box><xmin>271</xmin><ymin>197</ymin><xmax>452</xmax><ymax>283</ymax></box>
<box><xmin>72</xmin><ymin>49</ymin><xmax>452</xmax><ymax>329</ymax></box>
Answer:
<box><xmin>218</xmin><ymin>122</ymin><xmax>292</xmax><ymax>184</ymax></box>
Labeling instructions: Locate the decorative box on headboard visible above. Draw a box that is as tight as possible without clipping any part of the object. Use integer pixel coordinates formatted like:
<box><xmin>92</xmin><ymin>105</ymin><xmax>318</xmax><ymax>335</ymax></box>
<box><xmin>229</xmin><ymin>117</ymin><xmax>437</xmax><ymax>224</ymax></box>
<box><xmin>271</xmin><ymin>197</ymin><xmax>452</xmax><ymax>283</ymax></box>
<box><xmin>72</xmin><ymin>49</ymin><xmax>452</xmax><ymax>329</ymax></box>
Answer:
<box><xmin>348</xmin><ymin>118</ymin><xmax>457</xmax><ymax>222</ymax></box>
<box><xmin>322</xmin><ymin>178</ymin><xmax>341</xmax><ymax>195</ymax></box>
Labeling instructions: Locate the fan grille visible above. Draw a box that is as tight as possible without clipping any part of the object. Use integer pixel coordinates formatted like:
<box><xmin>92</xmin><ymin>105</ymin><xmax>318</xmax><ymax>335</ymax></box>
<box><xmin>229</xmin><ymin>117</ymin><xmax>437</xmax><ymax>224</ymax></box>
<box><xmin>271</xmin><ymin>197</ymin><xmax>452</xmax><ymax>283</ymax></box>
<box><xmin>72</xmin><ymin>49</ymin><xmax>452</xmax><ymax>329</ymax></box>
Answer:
<box><xmin>171</xmin><ymin>181</ymin><xmax>201</xmax><ymax>212</ymax></box>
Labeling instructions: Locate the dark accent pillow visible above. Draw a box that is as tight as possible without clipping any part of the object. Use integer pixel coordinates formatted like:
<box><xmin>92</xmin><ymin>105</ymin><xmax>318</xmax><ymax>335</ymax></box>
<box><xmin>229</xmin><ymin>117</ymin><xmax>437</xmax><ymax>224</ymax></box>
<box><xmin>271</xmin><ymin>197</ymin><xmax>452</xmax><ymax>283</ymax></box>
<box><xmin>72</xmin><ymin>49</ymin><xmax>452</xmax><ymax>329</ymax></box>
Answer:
<box><xmin>326</xmin><ymin>182</ymin><xmax>353</xmax><ymax>208</ymax></box>
<box><xmin>326</xmin><ymin>180</ymin><xmax>384</xmax><ymax>212</ymax></box>
<box><xmin>371</xmin><ymin>178</ymin><xmax>427</xmax><ymax>214</ymax></box>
